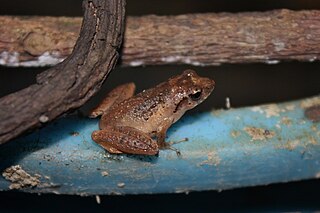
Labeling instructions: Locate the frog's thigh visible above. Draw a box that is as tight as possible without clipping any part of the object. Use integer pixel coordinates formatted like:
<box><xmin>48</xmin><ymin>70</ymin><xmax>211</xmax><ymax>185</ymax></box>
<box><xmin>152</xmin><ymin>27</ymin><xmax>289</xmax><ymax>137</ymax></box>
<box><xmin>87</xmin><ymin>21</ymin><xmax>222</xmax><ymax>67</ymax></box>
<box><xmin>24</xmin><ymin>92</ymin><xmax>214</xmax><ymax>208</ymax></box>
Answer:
<box><xmin>91</xmin><ymin>130</ymin><xmax>123</xmax><ymax>154</ymax></box>
<box><xmin>92</xmin><ymin>126</ymin><xmax>159</xmax><ymax>155</ymax></box>
<box><xmin>89</xmin><ymin>83</ymin><xmax>136</xmax><ymax>118</ymax></box>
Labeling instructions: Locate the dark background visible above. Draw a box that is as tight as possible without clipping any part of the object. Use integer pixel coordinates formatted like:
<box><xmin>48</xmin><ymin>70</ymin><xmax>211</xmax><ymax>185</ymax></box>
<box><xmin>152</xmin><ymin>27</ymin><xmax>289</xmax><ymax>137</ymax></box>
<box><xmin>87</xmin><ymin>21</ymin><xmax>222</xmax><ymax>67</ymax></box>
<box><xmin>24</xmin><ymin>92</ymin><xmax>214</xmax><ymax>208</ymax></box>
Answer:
<box><xmin>1</xmin><ymin>1</ymin><xmax>320</xmax><ymax>212</ymax></box>
<box><xmin>1</xmin><ymin>0</ymin><xmax>320</xmax><ymax>16</ymax></box>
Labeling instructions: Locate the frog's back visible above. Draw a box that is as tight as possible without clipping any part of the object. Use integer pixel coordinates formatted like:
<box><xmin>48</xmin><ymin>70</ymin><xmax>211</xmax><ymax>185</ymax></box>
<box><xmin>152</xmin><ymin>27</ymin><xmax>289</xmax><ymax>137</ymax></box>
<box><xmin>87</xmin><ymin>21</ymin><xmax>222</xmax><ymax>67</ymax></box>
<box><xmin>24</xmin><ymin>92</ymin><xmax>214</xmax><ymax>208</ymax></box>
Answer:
<box><xmin>99</xmin><ymin>82</ymin><xmax>174</xmax><ymax>133</ymax></box>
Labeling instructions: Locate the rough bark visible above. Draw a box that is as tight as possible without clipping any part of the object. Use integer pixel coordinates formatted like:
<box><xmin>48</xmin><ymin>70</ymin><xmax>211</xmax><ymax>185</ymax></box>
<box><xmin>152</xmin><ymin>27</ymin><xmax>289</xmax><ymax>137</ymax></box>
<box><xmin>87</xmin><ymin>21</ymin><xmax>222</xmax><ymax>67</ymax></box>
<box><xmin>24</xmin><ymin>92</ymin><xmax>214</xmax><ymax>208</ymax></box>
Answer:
<box><xmin>0</xmin><ymin>0</ymin><xmax>126</xmax><ymax>144</ymax></box>
<box><xmin>0</xmin><ymin>9</ymin><xmax>319</xmax><ymax>67</ymax></box>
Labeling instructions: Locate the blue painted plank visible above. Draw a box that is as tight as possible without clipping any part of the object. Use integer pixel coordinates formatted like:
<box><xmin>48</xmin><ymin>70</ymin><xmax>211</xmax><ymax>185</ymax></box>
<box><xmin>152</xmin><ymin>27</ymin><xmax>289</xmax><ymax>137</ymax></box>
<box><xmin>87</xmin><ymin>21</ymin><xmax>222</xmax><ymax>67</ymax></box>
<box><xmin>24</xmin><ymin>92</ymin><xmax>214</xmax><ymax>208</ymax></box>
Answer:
<box><xmin>0</xmin><ymin>96</ymin><xmax>319</xmax><ymax>195</ymax></box>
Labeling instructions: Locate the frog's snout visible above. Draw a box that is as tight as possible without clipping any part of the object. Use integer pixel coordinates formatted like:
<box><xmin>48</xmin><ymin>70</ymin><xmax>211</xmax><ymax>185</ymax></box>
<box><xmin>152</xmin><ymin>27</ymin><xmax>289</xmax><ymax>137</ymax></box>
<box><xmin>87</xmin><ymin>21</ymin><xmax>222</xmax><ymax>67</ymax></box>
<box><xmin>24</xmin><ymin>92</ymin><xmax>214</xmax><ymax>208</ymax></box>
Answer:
<box><xmin>202</xmin><ymin>77</ymin><xmax>215</xmax><ymax>93</ymax></box>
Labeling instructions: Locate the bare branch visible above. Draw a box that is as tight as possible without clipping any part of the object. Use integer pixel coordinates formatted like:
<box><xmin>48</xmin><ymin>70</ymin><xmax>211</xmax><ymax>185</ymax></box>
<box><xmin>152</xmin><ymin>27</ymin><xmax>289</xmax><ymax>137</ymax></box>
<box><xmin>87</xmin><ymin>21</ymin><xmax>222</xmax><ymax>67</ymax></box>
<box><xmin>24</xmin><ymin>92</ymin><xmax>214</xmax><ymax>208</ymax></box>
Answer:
<box><xmin>0</xmin><ymin>9</ymin><xmax>319</xmax><ymax>67</ymax></box>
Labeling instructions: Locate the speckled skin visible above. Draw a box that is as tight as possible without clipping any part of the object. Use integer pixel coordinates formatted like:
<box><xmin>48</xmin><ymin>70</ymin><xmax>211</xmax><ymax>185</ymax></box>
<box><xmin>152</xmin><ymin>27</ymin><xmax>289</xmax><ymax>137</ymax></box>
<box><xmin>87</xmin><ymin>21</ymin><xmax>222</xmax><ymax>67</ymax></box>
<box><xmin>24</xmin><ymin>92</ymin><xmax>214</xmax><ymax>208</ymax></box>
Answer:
<box><xmin>91</xmin><ymin>70</ymin><xmax>215</xmax><ymax>155</ymax></box>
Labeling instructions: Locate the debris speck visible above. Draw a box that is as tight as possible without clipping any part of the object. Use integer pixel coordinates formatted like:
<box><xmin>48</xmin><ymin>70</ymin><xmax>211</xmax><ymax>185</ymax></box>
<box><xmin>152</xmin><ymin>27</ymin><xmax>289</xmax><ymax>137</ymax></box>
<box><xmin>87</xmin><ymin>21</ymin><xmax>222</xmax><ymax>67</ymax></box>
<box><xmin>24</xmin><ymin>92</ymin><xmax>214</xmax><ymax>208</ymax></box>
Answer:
<box><xmin>281</xmin><ymin>140</ymin><xmax>300</xmax><ymax>151</ymax></box>
<box><xmin>309</xmin><ymin>137</ymin><xmax>317</xmax><ymax>145</ymax></box>
<box><xmin>101</xmin><ymin>171</ymin><xmax>109</xmax><ymax>177</ymax></box>
<box><xmin>285</xmin><ymin>104</ymin><xmax>295</xmax><ymax>111</ymax></box>
<box><xmin>231</xmin><ymin>130</ymin><xmax>241</xmax><ymax>138</ymax></box>
<box><xmin>39</xmin><ymin>115</ymin><xmax>49</xmax><ymax>123</ymax></box>
<box><xmin>70</xmin><ymin>131</ymin><xmax>79</xmax><ymax>136</ymax></box>
<box><xmin>265</xmin><ymin>60</ymin><xmax>280</xmax><ymax>65</ymax></box>
<box><xmin>264</xmin><ymin>104</ymin><xmax>281</xmax><ymax>117</ymax></box>
<box><xmin>281</xmin><ymin>116</ymin><xmax>292</xmax><ymax>126</ymax></box>
<box><xmin>129</xmin><ymin>60</ymin><xmax>144</xmax><ymax>67</ymax></box>
<box><xmin>251</xmin><ymin>106</ymin><xmax>263</xmax><ymax>113</ymax></box>
<box><xmin>95</xmin><ymin>195</ymin><xmax>101</xmax><ymax>204</ymax></box>
<box><xmin>225</xmin><ymin>97</ymin><xmax>231</xmax><ymax>109</ymax></box>
<box><xmin>198</xmin><ymin>151</ymin><xmax>221</xmax><ymax>166</ymax></box>
<box><xmin>2</xmin><ymin>165</ymin><xmax>41</xmax><ymax>189</ymax></box>
<box><xmin>175</xmin><ymin>188</ymin><xmax>190</xmax><ymax>194</ymax></box>
<box><xmin>117</xmin><ymin>182</ymin><xmax>125</xmax><ymax>188</ymax></box>
<box><xmin>244</xmin><ymin>127</ymin><xmax>275</xmax><ymax>141</ymax></box>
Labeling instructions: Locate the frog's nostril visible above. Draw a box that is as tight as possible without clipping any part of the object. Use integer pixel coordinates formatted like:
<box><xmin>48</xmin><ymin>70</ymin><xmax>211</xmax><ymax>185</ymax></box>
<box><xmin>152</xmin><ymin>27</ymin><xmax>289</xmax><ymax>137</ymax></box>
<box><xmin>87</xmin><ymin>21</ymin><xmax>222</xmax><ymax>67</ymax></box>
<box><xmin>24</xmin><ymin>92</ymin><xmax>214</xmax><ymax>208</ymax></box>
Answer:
<box><xmin>210</xmin><ymin>79</ymin><xmax>215</xmax><ymax>86</ymax></box>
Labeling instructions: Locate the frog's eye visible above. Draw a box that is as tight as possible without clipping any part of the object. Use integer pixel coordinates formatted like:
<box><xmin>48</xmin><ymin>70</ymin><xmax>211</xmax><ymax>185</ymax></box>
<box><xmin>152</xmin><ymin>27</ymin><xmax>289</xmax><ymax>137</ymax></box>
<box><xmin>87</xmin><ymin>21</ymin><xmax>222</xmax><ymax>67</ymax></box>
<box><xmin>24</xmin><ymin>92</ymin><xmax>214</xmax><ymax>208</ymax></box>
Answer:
<box><xmin>189</xmin><ymin>89</ymin><xmax>202</xmax><ymax>101</ymax></box>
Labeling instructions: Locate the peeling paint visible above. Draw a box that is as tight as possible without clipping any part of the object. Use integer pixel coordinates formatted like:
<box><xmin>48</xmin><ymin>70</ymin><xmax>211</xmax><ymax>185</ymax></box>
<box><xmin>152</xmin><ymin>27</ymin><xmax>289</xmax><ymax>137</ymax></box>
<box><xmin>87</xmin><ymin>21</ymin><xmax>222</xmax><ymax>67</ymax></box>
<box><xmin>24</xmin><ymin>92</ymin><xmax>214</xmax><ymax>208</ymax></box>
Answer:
<box><xmin>231</xmin><ymin>130</ymin><xmax>241</xmax><ymax>138</ymax></box>
<box><xmin>311</xmin><ymin>125</ymin><xmax>317</xmax><ymax>132</ymax></box>
<box><xmin>285</xmin><ymin>104</ymin><xmax>295</xmax><ymax>111</ymax></box>
<box><xmin>277</xmin><ymin>136</ymin><xmax>318</xmax><ymax>151</ymax></box>
<box><xmin>244</xmin><ymin>127</ymin><xmax>275</xmax><ymax>141</ymax></box>
<box><xmin>117</xmin><ymin>182</ymin><xmax>126</xmax><ymax>188</ymax></box>
<box><xmin>2</xmin><ymin>165</ymin><xmax>41</xmax><ymax>190</ymax></box>
<box><xmin>301</xmin><ymin>96</ymin><xmax>320</xmax><ymax>109</ymax></box>
<box><xmin>198</xmin><ymin>151</ymin><xmax>221</xmax><ymax>166</ymax></box>
<box><xmin>101</xmin><ymin>171</ymin><xmax>109</xmax><ymax>177</ymax></box>
<box><xmin>265</xmin><ymin>104</ymin><xmax>282</xmax><ymax>117</ymax></box>
<box><xmin>281</xmin><ymin>116</ymin><xmax>292</xmax><ymax>126</ymax></box>
<box><xmin>252</xmin><ymin>104</ymin><xmax>281</xmax><ymax>118</ymax></box>
<box><xmin>251</xmin><ymin>106</ymin><xmax>263</xmax><ymax>114</ymax></box>
<box><xmin>309</xmin><ymin>137</ymin><xmax>318</xmax><ymax>145</ymax></box>
<box><xmin>278</xmin><ymin>140</ymin><xmax>301</xmax><ymax>151</ymax></box>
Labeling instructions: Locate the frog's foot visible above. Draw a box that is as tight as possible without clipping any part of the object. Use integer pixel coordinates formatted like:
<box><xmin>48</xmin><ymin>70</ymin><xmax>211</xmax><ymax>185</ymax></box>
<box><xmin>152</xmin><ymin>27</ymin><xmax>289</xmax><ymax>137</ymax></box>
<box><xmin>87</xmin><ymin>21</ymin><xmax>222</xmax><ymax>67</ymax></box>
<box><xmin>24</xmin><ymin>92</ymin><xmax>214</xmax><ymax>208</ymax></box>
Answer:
<box><xmin>168</xmin><ymin>137</ymin><xmax>189</xmax><ymax>146</ymax></box>
<box><xmin>92</xmin><ymin>126</ymin><xmax>159</xmax><ymax>156</ymax></box>
<box><xmin>157</xmin><ymin>142</ymin><xmax>181</xmax><ymax>156</ymax></box>
<box><xmin>158</xmin><ymin>138</ymin><xmax>189</xmax><ymax>156</ymax></box>
<box><xmin>168</xmin><ymin>146</ymin><xmax>181</xmax><ymax>156</ymax></box>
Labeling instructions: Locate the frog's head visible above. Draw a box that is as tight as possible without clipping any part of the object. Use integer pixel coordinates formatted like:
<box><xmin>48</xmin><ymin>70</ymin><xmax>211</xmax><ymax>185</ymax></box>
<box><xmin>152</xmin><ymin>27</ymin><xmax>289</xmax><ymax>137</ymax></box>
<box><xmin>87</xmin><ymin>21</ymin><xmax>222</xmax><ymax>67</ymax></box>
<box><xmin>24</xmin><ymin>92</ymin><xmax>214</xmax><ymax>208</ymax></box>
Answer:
<box><xmin>170</xmin><ymin>69</ymin><xmax>215</xmax><ymax>110</ymax></box>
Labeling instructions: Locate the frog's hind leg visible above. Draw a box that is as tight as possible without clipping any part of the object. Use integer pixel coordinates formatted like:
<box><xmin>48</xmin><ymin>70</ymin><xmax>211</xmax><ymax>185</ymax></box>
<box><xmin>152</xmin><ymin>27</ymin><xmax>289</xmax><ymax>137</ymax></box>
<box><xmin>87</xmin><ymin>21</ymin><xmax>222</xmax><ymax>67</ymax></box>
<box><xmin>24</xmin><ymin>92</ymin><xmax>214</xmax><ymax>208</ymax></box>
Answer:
<box><xmin>89</xmin><ymin>83</ymin><xmax>136</xmax><ymax>118</ymax></box>
<box><xmin>92</xmin><ymin>126</ymin><xmax>159</xmax><ymax>156</ymax></box>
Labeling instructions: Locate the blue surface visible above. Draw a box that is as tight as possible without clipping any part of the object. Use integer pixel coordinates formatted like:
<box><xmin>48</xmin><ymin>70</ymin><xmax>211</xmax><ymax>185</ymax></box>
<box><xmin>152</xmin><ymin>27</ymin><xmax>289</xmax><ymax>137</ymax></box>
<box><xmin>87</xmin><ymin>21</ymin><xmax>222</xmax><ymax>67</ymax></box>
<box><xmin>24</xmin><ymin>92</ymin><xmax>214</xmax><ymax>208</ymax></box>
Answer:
<box><xmin>0</xmin><ymin>96</ymin><xmax>319</xmax><ymax>195</ymax></box>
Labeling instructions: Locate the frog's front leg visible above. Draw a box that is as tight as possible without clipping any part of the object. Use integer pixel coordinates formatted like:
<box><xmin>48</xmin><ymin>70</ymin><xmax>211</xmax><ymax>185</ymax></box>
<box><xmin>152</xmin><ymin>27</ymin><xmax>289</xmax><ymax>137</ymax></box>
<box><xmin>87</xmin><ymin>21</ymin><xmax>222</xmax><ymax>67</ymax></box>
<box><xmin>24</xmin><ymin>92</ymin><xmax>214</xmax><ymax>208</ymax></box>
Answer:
<box><xmin>92</xmin><ymin>126</ymin><xmax>159</xmax><ymax>155</ymax></box>
<box><xmin>89</xmin><ymin>83</ymin><xmax>135</xmax><ymax>118</ymax></box>
<box><xmin>156</xmin><ymin>119</ymin><xmax>187</xmax><ymax>156</ymax></box>
<box><xmin>156</xmin><ymin>118</ymin><xmax>174</xmax><ymax>148</ymax></box>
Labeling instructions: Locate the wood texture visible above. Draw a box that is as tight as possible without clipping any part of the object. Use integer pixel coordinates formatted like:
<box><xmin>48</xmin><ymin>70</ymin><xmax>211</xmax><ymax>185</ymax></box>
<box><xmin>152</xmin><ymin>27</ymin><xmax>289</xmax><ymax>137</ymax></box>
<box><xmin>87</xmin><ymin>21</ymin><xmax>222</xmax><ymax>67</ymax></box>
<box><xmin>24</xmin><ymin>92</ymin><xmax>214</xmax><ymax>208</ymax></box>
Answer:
<box><xmin>0</xmin><ymin>9</ymin><xmax>319</xmax><ymax>67</ymax></box>
<box><xmin>0</xmin><ymin>0</ymin><xmax>126</xmax><ymax>144</ymax></box>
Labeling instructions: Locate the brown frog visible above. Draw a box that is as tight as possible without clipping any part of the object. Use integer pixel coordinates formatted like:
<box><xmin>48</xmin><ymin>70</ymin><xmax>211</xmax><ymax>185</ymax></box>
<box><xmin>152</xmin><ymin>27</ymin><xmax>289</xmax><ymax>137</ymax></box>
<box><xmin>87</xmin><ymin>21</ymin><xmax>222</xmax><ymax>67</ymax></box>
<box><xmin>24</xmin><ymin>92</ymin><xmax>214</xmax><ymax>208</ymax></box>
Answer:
<box><xmin>90</xmin><ymin>70</ymin><xmax>215</xmax><ymax>155</ymax></box>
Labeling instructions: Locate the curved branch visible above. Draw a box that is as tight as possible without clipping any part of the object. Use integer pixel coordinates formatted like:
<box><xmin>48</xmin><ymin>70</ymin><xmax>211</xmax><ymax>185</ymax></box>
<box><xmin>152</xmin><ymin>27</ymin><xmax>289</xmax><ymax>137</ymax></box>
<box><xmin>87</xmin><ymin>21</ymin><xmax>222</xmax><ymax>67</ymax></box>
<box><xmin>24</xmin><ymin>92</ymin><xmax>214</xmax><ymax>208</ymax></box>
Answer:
<box><xmin>0</xmin><ymin>0</ymin><xmax>126</xmax><ymax>144</ymax></box>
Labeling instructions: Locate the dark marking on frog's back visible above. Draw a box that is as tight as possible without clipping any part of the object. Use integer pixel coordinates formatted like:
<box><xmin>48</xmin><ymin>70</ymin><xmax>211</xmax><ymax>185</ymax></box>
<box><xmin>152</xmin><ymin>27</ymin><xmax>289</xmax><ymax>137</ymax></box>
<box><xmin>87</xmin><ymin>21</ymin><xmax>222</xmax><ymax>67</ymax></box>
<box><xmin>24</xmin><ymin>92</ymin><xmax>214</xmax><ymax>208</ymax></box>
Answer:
<box><xmin>130</xmin><ymin>85</ymin><xmax>170</xmax><ymax>121</ymax></box>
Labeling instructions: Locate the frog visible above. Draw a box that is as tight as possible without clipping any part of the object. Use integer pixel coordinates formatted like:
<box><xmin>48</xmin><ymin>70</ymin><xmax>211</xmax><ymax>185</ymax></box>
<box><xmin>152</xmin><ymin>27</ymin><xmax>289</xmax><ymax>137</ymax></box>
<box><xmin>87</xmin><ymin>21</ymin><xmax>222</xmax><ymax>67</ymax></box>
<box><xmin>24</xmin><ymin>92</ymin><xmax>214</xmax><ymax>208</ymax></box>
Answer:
<box><xmin>89</xmin><ymin>69</ymin><xmax>215</xmax><ymax>155</ymax></box>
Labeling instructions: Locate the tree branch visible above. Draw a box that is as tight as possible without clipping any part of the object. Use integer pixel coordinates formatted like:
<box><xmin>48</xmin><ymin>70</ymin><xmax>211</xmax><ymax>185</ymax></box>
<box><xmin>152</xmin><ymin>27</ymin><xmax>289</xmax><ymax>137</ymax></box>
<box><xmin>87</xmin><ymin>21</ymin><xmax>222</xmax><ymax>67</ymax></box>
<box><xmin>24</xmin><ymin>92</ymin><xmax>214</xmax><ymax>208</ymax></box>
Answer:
<box><xmin>0</xmin><ymin>0</ymin><xmax>126</xmax><ymax>144</ymax></box>
<box><xmin>0</xmin><ymin>9</ymin><xmax>319</xmax><ymax>67</ymax></box>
